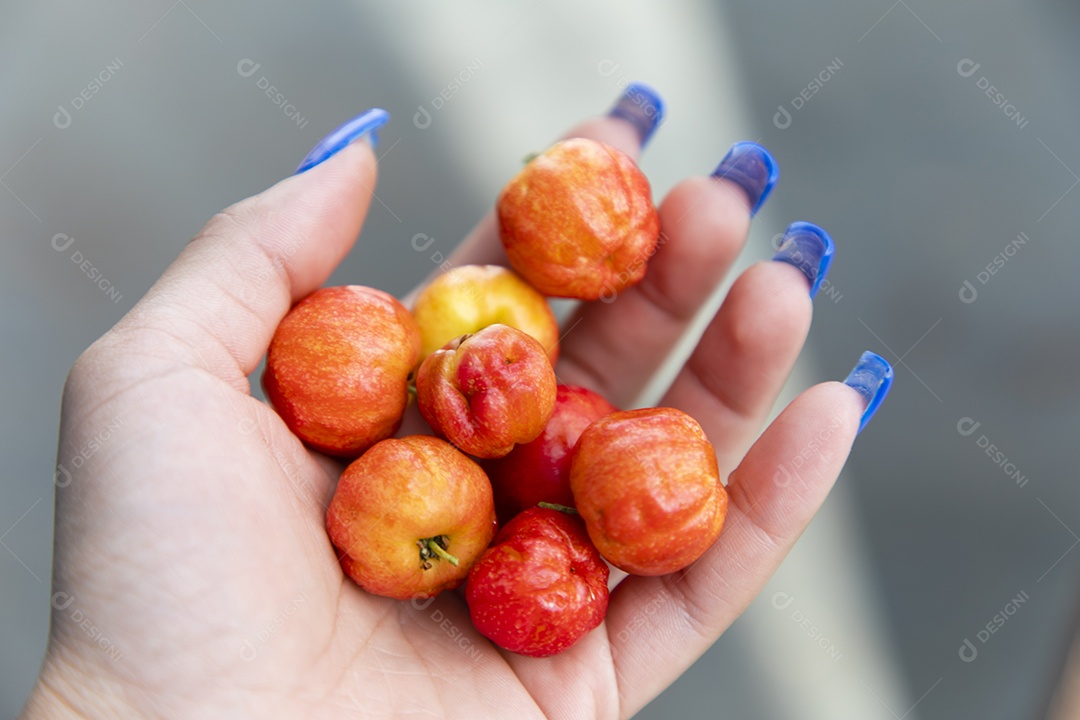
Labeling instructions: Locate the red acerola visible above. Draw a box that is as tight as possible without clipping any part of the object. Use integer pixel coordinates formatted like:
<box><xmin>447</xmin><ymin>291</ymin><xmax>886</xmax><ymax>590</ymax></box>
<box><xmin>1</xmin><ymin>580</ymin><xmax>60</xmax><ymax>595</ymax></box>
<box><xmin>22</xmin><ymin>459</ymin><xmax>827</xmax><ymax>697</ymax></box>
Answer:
<box><xmin>466</xmin><ymin>507</ymin><xmax>609</xmax><ymax>657</ymax></box>
<box><xmin>483</xmin><ymin>384</ymin><xmax>617</xmax><ymax>525</ymax></box>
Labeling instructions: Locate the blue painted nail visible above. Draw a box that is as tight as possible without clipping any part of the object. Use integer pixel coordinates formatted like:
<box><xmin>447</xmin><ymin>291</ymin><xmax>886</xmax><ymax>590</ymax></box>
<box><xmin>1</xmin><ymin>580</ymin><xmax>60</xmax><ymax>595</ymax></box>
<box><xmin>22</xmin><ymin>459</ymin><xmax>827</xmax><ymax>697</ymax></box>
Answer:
<box><xmin>772</xmin><ymin>222</ymin><xmax>834</xmax><ymax>298</ymax></box>
<box><xmin>295</xmin><ymin>108</ymin><xmax>390</xmax><ymax>174</ymax></box>
<box><xmin>608</xmin><ymin>83</ymin><xmax>665</xmax><ymax>146</ymax></box>
<box><xmin>712</xmin><ymin>141</ymin><xmax>779</xmax><ymax>215</ymax></box>
<box><xmin>843</xmin><ymin>351</ymin><xmax>893</xmax><ymax>434</ymax></box>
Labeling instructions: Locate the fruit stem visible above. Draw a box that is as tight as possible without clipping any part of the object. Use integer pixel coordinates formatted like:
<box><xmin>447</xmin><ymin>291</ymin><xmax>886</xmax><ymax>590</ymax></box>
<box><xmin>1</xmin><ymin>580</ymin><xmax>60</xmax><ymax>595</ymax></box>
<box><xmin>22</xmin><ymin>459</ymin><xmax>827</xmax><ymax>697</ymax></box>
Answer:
<box><xmin>426</xmin><ymin>538</ymin><xmax>459</xmax><ymax>566</ymax></box>
<box><xmin>538</xmin><ymin>502</ymin><xmax>579</xmax><ymax>515</ymax></box>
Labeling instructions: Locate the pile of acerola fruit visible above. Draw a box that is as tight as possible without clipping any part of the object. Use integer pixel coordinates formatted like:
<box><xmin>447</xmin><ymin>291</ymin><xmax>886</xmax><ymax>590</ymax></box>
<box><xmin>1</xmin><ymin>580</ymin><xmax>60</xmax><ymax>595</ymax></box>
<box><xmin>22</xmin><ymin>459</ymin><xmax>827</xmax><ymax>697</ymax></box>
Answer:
<box><xmin>264</xmin><ymin>138</ymin><xmax>729</xmax><ymax>657</ymax></box>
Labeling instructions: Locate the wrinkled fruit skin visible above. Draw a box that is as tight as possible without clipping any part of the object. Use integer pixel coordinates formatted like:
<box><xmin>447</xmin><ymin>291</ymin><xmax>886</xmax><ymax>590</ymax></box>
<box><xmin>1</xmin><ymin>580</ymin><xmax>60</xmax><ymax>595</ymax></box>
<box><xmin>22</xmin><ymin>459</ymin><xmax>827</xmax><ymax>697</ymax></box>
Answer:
<box><xmin>484</xmin><ymin>384</ymin><xmax>617</xmax><ymax>525</ymax></box>
<box><xmin>263</xmin><ymin>286</ymin><xmax>421</xmax><ymax>457</ymax></box>
<box><xmin>412</xmin><ymin>264</ymin><xmax>560</xmax><ymax>364</ymax></box>
<box><xmin>570</xmin><ymin>407</ymin><xmax>727</xmax><ymax>576</ymax></box>
<box><xmin>466</xmin><ymin>507</ymin><xmax>609</xmax><ymax>657</ymax></box>
<box><xmin>497</xmin><ymin>138</ymin><xmax>661</xmax><ymax>301</ymax></box>
<box><xmin>416</xmin><ymin>324</ymin><xmax>556</xmax><ymax>459</ymax></box>
<box><xmin>326</xmin><ymin>436</ymin><xmax>496</xmax><ymax>600</ymax></box>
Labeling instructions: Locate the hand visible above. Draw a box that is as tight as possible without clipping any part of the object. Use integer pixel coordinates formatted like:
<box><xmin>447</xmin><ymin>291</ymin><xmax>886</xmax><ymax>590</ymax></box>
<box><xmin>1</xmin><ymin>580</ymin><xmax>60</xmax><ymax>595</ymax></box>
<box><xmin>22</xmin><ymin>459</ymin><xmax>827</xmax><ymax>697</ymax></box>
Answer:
<box><xmin>23</xmin><ymin>93</ymin><xmax>889</xmax><ymax>719</ymax></box>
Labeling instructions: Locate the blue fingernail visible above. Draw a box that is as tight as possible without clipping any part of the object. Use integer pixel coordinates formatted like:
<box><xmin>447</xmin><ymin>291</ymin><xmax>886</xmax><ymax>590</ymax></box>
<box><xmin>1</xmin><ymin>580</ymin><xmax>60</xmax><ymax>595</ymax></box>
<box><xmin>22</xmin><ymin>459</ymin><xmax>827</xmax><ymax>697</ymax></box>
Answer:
<box><xmin>843</xmin><ymin>351</ymin><xmax>893</xmax><ymax>434</ymax></box>
<box><xmin>772</xmin><ymin>222</ymin><xmax>834</xmax><ymax>298</ymax></box>
<box><xmin>712</xmin><ymin>141</ymin><xmax>779</xmax><ymax>216</ymax></box>
<box><xmin>608</xmin><ymin>83</ymin><xmax>665</xmax><ymax>146</ymax></box>
<box><xmin>295</xmin><ymin>108</ymin><xmax>390</xmax><ymax>174</ymax></box>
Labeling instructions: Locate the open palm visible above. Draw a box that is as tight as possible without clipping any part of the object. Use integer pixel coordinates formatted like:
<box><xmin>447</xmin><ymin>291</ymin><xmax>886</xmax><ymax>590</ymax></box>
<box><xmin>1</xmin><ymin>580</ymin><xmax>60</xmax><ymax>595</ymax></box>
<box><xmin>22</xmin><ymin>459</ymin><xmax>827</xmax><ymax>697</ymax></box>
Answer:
<box><xmin>25</xmin><ymin>106</ymin><xmax>874</xmax><ymax>720</ymax></box>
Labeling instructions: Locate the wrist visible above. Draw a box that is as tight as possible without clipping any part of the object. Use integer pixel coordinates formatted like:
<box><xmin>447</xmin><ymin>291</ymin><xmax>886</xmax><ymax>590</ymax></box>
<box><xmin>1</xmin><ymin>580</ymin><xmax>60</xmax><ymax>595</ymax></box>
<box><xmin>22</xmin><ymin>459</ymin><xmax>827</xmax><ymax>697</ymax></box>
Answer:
<box><xmin>21</xmin><ymin>681</ymin><xmax>84</xmax><ymax>720</ymax></box>
<box><xmin>20</xmin><ymin>650</ymin><xmax>132</xmax><ymax>720</ymax></box>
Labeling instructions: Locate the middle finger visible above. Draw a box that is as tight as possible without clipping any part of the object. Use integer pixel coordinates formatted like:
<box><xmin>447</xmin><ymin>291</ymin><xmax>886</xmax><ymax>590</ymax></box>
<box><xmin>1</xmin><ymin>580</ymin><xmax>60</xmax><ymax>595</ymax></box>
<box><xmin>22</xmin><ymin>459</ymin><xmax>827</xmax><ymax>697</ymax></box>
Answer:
<box><xmin>555</xmin><ymin>143</ymin><xmax>777</xmax><ymax>408</ymax></box>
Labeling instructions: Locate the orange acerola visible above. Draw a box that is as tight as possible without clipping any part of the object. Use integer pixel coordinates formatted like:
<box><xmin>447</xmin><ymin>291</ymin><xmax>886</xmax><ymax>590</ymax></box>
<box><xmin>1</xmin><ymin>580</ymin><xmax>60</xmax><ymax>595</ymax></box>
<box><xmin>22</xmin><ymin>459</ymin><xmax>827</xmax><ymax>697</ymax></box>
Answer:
<box><xmin>327</xmin><ymin>436</ymin><xmax>497</xmax><ymax>599</ymax></box>
<box><xmin>263</xmin><ymin>286</ymin><xmax>420</xmax><ymax>457</ymax></box>
<box><xmin>570</xmin><ymin>407</ymin><xmax>728</xmax><ymax>576</ymax></box>
<box><xmin>497</xmin><ymin>138</ymin><xmax>661</xmax><ymax>301</ymax></box>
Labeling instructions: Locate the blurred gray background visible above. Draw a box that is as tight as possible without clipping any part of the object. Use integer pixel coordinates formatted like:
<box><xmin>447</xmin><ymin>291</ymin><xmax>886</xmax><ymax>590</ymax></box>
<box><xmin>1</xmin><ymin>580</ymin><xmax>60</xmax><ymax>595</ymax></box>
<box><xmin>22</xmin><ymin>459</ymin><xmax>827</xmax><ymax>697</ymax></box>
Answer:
<box><xmin>3</xmin><ymin>1</ymin><xmax>1078</xmax><ymax>718</ymax></box>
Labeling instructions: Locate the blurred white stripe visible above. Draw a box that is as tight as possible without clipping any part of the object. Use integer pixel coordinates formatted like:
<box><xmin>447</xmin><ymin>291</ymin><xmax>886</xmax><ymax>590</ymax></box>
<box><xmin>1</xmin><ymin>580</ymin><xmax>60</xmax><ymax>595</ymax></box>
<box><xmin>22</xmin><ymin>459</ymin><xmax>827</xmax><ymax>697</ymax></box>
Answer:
<box><xmin>353</xmin><ymin>2</ymin><xmax>912</xmax><ymax>717</ymax></box>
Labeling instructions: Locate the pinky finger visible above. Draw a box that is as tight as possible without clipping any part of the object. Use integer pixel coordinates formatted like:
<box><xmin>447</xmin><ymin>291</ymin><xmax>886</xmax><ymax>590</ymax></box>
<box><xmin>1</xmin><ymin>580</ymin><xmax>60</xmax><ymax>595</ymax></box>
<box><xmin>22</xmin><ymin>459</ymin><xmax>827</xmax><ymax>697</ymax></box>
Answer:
<box><xmin>604</xmin><ymin>354</ymin><xmax>892</xmax><ymax>718</ymax></box>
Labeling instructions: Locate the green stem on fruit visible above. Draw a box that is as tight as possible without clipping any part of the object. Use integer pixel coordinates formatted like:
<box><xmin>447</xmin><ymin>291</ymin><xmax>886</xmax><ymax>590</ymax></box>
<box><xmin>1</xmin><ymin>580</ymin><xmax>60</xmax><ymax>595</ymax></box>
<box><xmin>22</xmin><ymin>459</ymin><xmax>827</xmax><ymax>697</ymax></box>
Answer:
<box><xmin>523</xmin><ymin>152</ymin><xmax>540</xmax><ymax>165</ymax></box>
<box><xmin>424</xmin><ymin>536</ymin><xmax>459</xmax><ymax>566</ymax></box>
<box><xmin>538</xmin><ymin>502</ymin><xmax>579</xmax><ymax>515</ymax></box>
<box><xmin>405</xmin><ymin>367</ymin><xmax>418</xmax><ymax>405</ymax></box>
